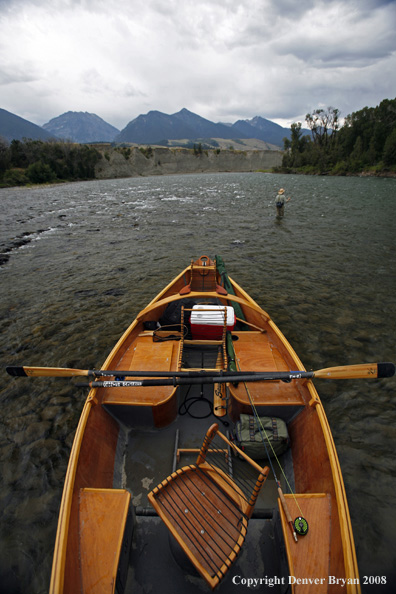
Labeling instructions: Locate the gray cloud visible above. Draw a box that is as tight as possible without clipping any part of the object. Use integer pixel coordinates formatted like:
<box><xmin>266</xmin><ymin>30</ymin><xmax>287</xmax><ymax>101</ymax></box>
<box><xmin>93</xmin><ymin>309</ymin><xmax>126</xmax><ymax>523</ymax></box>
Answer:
<box><xmin>0</xmin><ymin>0</ymin><xmax>395</xmax><ymax>129</ymax></box>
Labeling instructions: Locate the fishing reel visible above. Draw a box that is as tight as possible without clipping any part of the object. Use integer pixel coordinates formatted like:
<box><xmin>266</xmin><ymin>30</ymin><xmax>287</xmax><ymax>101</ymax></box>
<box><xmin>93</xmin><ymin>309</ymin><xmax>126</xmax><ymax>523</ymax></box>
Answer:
<box><xmin>294</xmin><ymin>516</ymin><xmax>309</xmax><ymax>536</ymax></box>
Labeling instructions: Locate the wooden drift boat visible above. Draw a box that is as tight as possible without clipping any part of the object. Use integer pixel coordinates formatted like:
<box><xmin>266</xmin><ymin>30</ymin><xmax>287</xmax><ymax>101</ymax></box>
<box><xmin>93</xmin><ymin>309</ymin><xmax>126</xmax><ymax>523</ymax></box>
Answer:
<box><xmin>10</xmin><ymin>255</ymin><xmax>395</xmax><ymax>593</ymax></box>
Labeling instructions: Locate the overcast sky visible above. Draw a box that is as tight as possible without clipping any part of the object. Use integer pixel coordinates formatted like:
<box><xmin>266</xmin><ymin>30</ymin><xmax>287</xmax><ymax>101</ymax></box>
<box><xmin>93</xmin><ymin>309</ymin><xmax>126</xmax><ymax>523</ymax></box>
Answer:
<box><xmin>1</xmin><ymin>0</ymin><xmax>396</xmax><ymax>130</ymax></box>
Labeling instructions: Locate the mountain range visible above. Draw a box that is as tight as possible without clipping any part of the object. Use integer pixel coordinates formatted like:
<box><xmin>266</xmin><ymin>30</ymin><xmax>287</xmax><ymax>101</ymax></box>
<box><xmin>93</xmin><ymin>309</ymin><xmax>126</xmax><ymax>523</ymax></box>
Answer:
<box><xmin>115</xmin><ymin>108</ymin><xmax>292</xmax><ymax>147</ymax></box>
<box><xmin>0</xmin><ymin>107</ymin><xmax>301</xmax><ymax>147</ymax></box>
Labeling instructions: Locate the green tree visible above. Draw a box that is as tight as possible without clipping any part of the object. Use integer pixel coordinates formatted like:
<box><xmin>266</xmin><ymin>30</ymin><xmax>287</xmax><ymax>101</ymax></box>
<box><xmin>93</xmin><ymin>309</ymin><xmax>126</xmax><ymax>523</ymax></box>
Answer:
<box><xmin>305</xmin><ymin>107</ymin><xmax>340</xmax><ymax>147</ymax></box>
<box><xmin>383</xmin><ymin>127</ymin><xmax>396</xmax><ymax>166</ymax></box>
<box><xmin>0</xmin><ymin>138</ymin><xmax>10</xmax><ymax>175</ymax></box>
<box><xmin>26</xmin><ymin>161</ymin><xmax>57</xmax><ymax>183</ymax></box>
<box><xmin>3</xmin><ymin>168</ymin><xmax>28</xmax><ymax>186</ymax></box>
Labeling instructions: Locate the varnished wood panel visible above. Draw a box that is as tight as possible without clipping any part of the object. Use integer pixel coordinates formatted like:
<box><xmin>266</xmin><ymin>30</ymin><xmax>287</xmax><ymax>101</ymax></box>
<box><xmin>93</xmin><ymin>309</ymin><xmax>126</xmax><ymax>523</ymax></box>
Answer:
<box><xmin>278</xmin><ymin>494</ymin><xmax>331</xmax><ymax>593</ymax></box>
<box><xmin>229</xmin><ymin>332</ymin><xmax>304</xmax><ymax>406</ymax></box>
<box><xmin>64</xmin><ymin>404</ymin><xmax>119</xmax><ymax>593</ymax></box>
<box><xmin>103</xmin><ymin>337</ymin><xmax>175</xmax><ymax>406</ymax></box>
<box><xmin>288</xmin><ymin>406</ymin><xmax>345</xmax><ymax>589</ymax></box>
<box><xmin>79</xmin><ymin>488</ymin><xmax>131</xmax><ymax>594</ymax></box>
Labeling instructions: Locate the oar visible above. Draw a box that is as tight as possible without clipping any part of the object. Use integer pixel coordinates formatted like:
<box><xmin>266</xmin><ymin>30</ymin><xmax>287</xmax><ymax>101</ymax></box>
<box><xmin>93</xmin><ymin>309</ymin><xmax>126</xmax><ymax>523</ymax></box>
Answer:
<box><xmin>84</xmin><ymin>362</ymin><xmax>395</xmax><ymax>388</ymax></box>
<box><xmin>4</xmin><ymin>365</ymin><xmax>289</xmax><ymax>379</ymax></box>
<box><xmin>6</xmin><ymin>362</ymin><xmax>395</xmax><ymax>381</ymax></box>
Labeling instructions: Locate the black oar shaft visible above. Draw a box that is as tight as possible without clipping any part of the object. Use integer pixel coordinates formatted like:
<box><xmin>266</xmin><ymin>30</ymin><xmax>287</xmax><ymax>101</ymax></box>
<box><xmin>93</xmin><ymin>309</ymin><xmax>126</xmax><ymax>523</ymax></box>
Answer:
<box><xmin>6</xmin><ymin>362</ymin><xmax>394</xmax><ymax>381</ymax></box>
<box><xmin>93</xmin><ymin>369</ymin><xmax>263</xmax><ymax>378</ymax></box>
<box><xmin>89</xmin><ymin>370</ymin><xmax>315</xmax><ymax>388</ymax></box>
<box><xmin>6</xmin><ymin>365</ymin><xmax>275</xmax><ymax>379</ymax></box>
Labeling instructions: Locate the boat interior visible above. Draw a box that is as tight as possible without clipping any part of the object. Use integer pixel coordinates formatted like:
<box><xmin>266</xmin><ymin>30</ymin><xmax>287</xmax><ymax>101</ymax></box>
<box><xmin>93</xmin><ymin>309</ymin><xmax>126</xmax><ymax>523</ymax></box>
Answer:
<box><xmin>103</xmin><ymin>368</ymin><xmax>297</xmax><ymax>593</ymax></box>
<box><xmin>70</xmin><ymin>257</ymin><xmax>341</xmax><ymax>593</ymax></box>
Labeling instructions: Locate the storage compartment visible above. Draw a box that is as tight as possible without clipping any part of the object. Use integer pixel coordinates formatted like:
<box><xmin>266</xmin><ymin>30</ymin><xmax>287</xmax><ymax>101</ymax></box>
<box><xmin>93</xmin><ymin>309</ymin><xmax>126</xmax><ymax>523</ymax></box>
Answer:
<box><xmin>190</xmin><ymin>305</ymin><xmax>236</xmax><ymax>339</ymax></box>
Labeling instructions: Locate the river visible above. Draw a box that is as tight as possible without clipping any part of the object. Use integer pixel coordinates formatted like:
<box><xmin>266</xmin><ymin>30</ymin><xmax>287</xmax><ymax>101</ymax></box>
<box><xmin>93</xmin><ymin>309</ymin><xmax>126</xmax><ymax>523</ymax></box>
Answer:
<box><xmin>0</xmin><ymin>172</ymin><xmax>395</xmax><ymax>593</ymax></box>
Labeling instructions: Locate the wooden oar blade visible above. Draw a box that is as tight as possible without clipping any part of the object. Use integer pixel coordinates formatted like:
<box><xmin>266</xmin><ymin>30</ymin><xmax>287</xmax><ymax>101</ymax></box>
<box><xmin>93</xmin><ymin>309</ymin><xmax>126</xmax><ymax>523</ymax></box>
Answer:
<box><xmin>6</xmin><ymin>366</ymin><xmax>89</xmax><ymax>378</ymax></box>
<box><xmin>314</xmin><ymin>362</ymin><xmax>395</xmax><ymax>380</ymax></box>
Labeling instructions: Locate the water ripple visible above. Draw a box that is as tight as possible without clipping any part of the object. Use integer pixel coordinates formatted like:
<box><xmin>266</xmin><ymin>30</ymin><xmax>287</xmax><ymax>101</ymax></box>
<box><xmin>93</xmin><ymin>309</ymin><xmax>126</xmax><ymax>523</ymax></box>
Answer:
<box><xmin>1</xmin><ymin>172</ymin><xmax>395</xmax><ymax>592</ymax></box>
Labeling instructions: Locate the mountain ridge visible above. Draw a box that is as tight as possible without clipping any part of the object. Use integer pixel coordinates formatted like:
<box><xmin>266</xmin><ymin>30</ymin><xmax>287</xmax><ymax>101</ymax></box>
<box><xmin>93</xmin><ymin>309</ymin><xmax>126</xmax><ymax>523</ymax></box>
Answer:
<box><xmin>1</xmin><ymin>107</ymin><xmax>297</xmax><ymax>146</ymax></box>
<box><xmin>0</xmin><ymin>108</ymin><xmax>56</xmax><ymax>143</ymax></box>
<box><xmin>115</xmin><ymin>108</ymin><xmax>249</xmax><ymax>144</ymax></box>
<box><xmin>43</xmin><ymin>111</ymin><xmax>119</xmax><ymax>143</ymax></box>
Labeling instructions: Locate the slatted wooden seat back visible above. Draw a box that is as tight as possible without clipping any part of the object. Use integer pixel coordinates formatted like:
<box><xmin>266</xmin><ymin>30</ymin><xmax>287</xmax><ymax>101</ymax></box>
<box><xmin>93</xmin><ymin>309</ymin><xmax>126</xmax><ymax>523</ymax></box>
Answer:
<box><xmin>148</xmin><ymin>423</ymin><xmax>269</xmax><ymax>589</ymax></box>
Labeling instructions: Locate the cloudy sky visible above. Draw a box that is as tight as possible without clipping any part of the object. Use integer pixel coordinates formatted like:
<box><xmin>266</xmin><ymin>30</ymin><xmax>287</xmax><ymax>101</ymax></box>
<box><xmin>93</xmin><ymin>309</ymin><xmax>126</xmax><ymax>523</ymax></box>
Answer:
<box><xmin>1</xmin><ymin>0</ymin><xmax>396</xmax><ymax>130</ymax></box>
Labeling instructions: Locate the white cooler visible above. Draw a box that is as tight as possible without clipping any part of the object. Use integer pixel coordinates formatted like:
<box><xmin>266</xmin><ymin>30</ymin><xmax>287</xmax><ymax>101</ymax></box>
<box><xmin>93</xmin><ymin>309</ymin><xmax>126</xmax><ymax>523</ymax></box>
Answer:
<box><xmin>190</xmin><ymin>305</ymin><xmax>236</xmax><ymax>339</ymax></box>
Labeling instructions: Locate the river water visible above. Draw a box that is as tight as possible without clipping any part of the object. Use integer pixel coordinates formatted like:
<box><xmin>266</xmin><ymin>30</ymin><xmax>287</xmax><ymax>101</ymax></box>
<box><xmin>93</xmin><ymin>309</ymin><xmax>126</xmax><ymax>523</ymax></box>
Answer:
<box><xmin>0</xmin><ymin>172</ymin><xmax>395</xmax><ymax>593</ymax></box>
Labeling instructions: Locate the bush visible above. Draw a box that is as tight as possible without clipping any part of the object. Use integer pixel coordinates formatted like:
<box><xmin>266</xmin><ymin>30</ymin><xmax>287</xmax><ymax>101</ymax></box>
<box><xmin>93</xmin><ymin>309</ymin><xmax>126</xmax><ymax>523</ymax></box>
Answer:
<box><xmin>2</xmin><ymin>168</ymin><xmax>28</xmax><ymax>186</ymax></box>
<box><xmin>139</xmin><ymin>146</ymin><xmax>153</xmax><ymax>158</ymax></box>
<box><xmin>26</xmin><ymin>161</ymin><xmax>57</xmax><ymax>184</ymax></box>
<box><xmin>331</xmin><ymin>161</ymin><xmax>348</xmax><ymax>175</ymax></box>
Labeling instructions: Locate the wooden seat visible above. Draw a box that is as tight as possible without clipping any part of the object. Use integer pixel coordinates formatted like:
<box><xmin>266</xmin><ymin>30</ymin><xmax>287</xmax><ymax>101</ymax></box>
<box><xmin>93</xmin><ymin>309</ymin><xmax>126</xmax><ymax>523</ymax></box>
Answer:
<box><xmin>148</xmin><ymin>423</ymin><xmax>269</xmax><ymax>589</ymax></box>
<box><xmin>79</xmin><ymin>488</ymin><xmax>132</xmax><ymax>594</ymax></box>
<box><xmin>102</xmin><ymin>335</ymin><xmax>179</xmax><ymax>427</ymax></box>
<box><xmin>229</xmin><ymin>332</ymin><xmax>305</xmax><ymax>407</ymax></box>
<box><xmin>278</xmin><ymin>493</ymin><xmax>331</xmax><ymax>593</ymax></box>
<box><xmin>179</xmin><ymin>255</ymin><xmax>227</xmax><ymax>295</ymax></box>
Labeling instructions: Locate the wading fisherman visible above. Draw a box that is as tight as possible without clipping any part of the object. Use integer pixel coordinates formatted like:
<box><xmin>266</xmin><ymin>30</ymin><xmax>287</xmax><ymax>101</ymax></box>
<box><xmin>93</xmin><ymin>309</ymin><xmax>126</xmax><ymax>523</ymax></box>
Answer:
<box><xmin>275</xmin><ymin>188</ymin><xmax>291</xmax><ymax>217</ymax></box>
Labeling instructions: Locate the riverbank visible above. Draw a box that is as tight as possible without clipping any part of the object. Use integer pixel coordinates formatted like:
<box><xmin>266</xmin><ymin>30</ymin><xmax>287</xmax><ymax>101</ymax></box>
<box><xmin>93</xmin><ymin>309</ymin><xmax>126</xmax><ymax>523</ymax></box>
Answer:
<box><xmin>95</xmin><ymin>146</ymin><xmax>283</xmax><ymax>178</ymax></box>
<box><xmin>274</xmin><ymin>165</ymin><xmax>396</xmax><ymax>177</ymax></box>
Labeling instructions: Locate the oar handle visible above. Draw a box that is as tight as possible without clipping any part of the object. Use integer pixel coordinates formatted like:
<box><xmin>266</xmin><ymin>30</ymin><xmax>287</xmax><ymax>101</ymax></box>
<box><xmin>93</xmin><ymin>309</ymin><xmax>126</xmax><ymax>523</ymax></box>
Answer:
<box><xmin>314</xmin><ymin>362</ymin><xmax>395</xmax><ymax>380</ymax></box>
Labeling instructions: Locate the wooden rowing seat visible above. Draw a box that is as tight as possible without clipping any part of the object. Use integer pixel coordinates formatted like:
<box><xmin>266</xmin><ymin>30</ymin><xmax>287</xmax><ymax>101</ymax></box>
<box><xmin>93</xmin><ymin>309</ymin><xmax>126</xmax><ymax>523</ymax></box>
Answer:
<box><xmin>102</xmin><ymin>335</ymin><xmax>180</xmax><ymax>427</ymax></box>
<box><xmin>148</xmin><ymin>423</ymin><xmax>269</xmax><ymax>589</ymax></box>
<box><xmin>229</xmin><ymin>332</ymin><xmax>305</xmax><ymax>409</ymax></box>
<box><xmin>179</xmin><ymin>255</ymin><xmax>227</xmax><ymax>295</ymax></box>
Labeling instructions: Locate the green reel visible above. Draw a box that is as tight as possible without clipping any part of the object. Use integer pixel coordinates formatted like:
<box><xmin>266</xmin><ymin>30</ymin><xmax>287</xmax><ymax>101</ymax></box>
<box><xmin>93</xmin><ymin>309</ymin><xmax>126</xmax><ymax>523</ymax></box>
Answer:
<box><xmin>294</xmin><ymin>516</ymin><xmax>309</xmax><ymax>536</ymax></box>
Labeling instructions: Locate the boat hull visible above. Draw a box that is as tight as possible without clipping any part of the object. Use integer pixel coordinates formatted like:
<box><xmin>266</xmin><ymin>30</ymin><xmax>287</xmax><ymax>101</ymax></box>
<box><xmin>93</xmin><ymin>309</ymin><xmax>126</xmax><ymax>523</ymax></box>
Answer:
<box><xmin>50</xmin><ymin>256</ymin><xmax>360</xmax><ymax>593</ymax></box>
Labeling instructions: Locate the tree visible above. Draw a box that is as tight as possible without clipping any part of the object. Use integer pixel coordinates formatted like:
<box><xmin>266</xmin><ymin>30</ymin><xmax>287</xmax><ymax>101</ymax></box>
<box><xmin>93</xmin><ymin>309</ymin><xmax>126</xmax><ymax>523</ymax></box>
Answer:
<box><xmin>282</xmin><ymin>123</ymin><xmax>312</xmax><ymax>168</ymax></box>
<box><xmin>26</xmin><ymin>161</ymin><xmax>57</xmax><ymax>183</ymax></box>
<box><xmin>0</xmin><ymin>137</ymin><xmax>10</xmax><ymax>175</ymax></box>
<box><xmin>383</xmin><ymin>128</ymin><xmax>396</xmax><ymax>166</ymax></box>
<box><xmin>305</xmin><ymin>107</ymin><xmax>340</xmax><ymax>147</ymax></box>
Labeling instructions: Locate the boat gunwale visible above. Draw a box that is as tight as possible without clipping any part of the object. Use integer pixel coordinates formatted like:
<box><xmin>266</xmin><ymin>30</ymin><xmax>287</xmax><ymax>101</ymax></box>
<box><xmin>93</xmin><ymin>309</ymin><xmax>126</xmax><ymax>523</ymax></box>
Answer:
<box><xmin>227</xmin><ymin>276</ymin><xmax>360</xmax><ymax>591</ymax></box>
<box><xmin>49</xmin><ymin>399</ymin><xmax>94</xmax><ymax>594</ymax></box>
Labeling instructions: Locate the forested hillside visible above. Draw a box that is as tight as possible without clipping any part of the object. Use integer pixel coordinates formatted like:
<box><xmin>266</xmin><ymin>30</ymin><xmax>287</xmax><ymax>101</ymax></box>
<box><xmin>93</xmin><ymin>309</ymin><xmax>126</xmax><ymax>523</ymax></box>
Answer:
<box><xmin>1</xmin><ymin>98</ymin><xmax>395</xmax><ymax>186</ymax></box>
<box><xmin>0</xmin><ymin>139</ymin><xmax>101</xmax><ymax>186</ymax></box>
<box><xmin>281</xmin><ymin>98</ymin><xmax>396</xmax><ymax>175</ymax></box>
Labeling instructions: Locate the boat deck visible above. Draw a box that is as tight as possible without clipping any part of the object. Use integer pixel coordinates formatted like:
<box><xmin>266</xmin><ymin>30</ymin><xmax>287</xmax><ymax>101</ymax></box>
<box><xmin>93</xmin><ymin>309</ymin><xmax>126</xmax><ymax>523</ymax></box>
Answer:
<box><xmin>98</xmin><ymin>327</ymin><xmax>307</xmax><ymax>593</ymax></box>
<box><xmin>101</xmin><ymin>329</ymin><xmax>306</xmax><ymax>428</ymax></box>
<box><xmin>103</xmin><ymin>376</ymin><xmax>296</xmax><ymax>593</ymax></box>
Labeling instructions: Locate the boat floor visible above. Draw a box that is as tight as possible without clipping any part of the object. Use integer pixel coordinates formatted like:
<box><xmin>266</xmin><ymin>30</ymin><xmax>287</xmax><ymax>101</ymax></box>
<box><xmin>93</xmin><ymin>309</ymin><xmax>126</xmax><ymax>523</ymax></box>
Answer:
<box><xmin>108</xmin><ymin>384</ymin><xmax>293</xmax><ymax>593</ymax></box>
